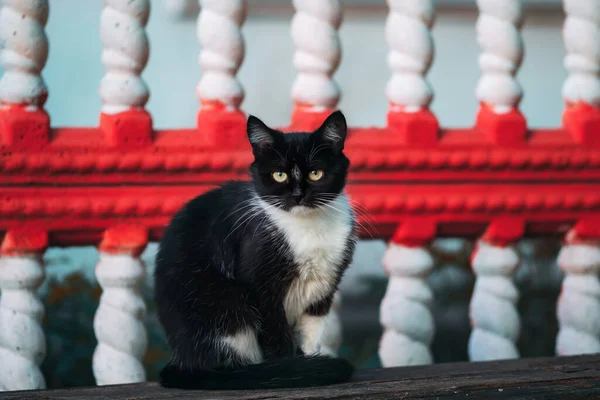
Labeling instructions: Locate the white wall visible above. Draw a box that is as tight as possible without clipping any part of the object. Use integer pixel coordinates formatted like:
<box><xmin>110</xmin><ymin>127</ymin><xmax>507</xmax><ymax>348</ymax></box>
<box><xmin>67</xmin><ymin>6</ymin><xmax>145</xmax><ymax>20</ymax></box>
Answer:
<box><xmin>1</xmin><ymin>1</ymin><xmax>566</xmax><ymax>129</ymax></box>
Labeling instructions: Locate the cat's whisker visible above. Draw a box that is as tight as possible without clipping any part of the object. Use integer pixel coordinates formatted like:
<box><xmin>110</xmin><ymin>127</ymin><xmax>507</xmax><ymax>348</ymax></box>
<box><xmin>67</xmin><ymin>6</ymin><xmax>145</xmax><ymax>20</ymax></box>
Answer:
<box><xmin>329</xmin><ymin>196</ymin><xmax>377</xmax><ymax>233</ymax></box>
<box><xmin>245</xmin><ymin>200</ymin><xmax>279</xmax><ymax>237</ymax></box>
<box><xmin>222</xmin><ymin>199</ymin><xmax>263</xmax><ymax>221</ymax></box>
<box><xmin>225</xmin><ymin>203</ymin><xmax>262</xmax><ymax>240</ymax></box>
<box><xmin>316</xmin><ymin>201</ymin><xmax>375</xmax><ymax>239</ymax></box>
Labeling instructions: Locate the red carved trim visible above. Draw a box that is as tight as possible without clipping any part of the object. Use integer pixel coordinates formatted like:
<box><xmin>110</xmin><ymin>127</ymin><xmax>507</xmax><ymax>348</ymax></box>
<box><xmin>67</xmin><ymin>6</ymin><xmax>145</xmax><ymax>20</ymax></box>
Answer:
<box><xmin>391</xmin><ymin>218</ymin><xmax>436</xmax><ymax>247</ymax></box>
<box><xmin>482</xmin><ymin>218</ymin><xmax>525</xmax><ymax>246</ymax></box>
<box><xmin>197</xmin><ymin>102</ymin><xmax>247</xmax><ymax>148</ymax></box>
<box><xmin>0</xmin><ymin>105</ymin><xmax>50</xmax><ymax>150</ymax></box>
<box><xmin>563</xmin><ymin>103</ymin><xmax>600</xmax><ymax>147</ymax></box>
<box><xmin>1</xmin><ymin>107</ymin><xmax>600</xmax><ymax>246</ymax></box>
<box><xmin>100</xmin><ymin>109</ymin><xmax>153</xmax><ymax>149</ymax></box>
<box><xmin>0</xmin><ymin>229</ymin><xmax>48</xmax><ymax>256</ymax></box>
<box><xmin>290</xmin><ymin>104</ymin><xmax>333</xmax><ymax>131</ymax></box>
<box><xmin>2</xmin><ymin>183</ymin><xmax>597</xmax><ymax>245</ymax></box>
<box><xmin>476</xmin><ymin>104</ymin><xmax>527</xmax><ymax>146</ymax></box>
<box><xmin>2</xmin><ymin>148</ymin><xmax>600</xmax><ymax>175</ymax></box>
<box><xmin>99</xmin><ymin>225</ymin><xmax>149</xmax><ymax>256</ymax></box>
<box><xmin>1</xmin><ymin>188</ymin><xmax>599</xmax><ymax>220</ymax></box>
<box><xmin>3</xmin><ymin>141</ymin><xmax>600</xmax><ymax>187</ymax></box>
<box><xmin>571</xmin><ymin>218</ymin><xmax>600</xmax><ymax>242</ymax></box>
<box><xmin>387</xmin><ymin>107</ymin><xmax>439</xmax><ymax>146</ymax></box>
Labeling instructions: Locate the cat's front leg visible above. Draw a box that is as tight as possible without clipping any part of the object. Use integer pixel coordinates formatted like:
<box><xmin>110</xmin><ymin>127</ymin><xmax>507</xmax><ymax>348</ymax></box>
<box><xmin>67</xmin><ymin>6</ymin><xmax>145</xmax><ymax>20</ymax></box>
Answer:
<box><xmin>297</xmin><ymin>314</ymin><xmax>326</xmax><ymax>355</ymax></box>
<box><xmin>257</xmin><ymin>301</ymin><xmax>296</xmax><ymax>359</ymax></box>
<box><xmin>299</xmin><ymin>294</ymin><xmax>334</xmax><ymax>355</ymax></box>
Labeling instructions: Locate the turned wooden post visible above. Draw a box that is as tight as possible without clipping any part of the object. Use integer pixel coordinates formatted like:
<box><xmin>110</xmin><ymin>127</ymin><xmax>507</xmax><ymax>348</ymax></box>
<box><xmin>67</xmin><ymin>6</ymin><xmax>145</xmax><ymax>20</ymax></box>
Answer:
<box><xmin>0</xmin><ymin>0</ymin><xmax>50</xmax><ymax>150</ymax></box>
<box><xmin>379</xmin><ymin>220</ymin><xmax>436</xmax><ymax>366</ymax></box>
<box><xmin>196</xmin><ymin>0</ymin><xmax>248</xmax><ymax>146</ymax></box>
<box><xmin>385</xmin><ymin>0</ymin><xmax>439</xmax><ymax>146</ymax></box>
<box><xmin>0</xmin><ymin>230</ymin><xmax>48</xmax><ymax>391</ymax></box>
<box><xmin>290</xmin><ymin>0</ymin><xmax>342</xmax><ymax>131</ymax></box>
<box><xmin>99</xmin><ymin>0</ymin><xmax>153</xmax><ymax>148</ymax></box>
<box><xmin>475</xmin><ymin>0</ymin><xmax>527</xmax><ymax>145</ymax></box>
<box><xmin>468</xmin><ymin>219</ymin><xmax>524</xmax><ymax>361</ymax></box>
<box><xmin>556</xmin><ymin>222</ymin><xmax>600</xmax><ymax>355</ymax></box>
<box><xmin>561</xmin><ymin>0</ymin><xmax>600</xmax><ymax>146</ymax></box>
<box><xmin>92</xmin><ymin>225</ymin><xmax>149</xmax><ymax>385</ymax></box>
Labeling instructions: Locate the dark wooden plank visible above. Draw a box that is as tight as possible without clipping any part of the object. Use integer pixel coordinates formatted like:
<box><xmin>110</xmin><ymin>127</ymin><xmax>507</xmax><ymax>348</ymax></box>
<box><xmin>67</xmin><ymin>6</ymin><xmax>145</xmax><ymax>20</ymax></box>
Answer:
<box><xmin>1</xmin><ymin>355</ymin><xmax>599</xmax><ymax>399</ymax></box>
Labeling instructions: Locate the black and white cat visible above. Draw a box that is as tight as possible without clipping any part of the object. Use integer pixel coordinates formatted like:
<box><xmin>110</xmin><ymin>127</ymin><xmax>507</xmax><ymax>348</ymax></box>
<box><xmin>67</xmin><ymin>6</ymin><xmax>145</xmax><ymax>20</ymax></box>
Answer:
<box><xmin>154</xmin><ymin>111</ymin><xmax>357</xmax><ymax>390</ymax></box>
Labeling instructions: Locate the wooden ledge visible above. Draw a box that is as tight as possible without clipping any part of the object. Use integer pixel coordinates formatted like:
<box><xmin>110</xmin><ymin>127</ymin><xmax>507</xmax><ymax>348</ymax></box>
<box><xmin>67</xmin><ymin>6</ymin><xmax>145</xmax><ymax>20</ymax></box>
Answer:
<box><xmin>1</xmin><ymin>355</ymin><xmax>599</xmax><ymax>399</ymax></box>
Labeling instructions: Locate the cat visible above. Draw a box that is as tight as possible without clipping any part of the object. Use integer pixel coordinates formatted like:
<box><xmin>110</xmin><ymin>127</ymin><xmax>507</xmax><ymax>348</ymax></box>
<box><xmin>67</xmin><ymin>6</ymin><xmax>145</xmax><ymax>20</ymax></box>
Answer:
<box><xmin>154</xmin><ymin>110</ymin><xmax>357</xmax><ymax>390</ymax></box>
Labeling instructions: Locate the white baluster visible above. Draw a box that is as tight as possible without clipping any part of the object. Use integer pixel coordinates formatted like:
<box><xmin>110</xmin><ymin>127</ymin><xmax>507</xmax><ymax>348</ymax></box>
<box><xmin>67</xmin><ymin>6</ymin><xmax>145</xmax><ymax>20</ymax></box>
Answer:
<box><xmin>475</xmin><ymin>0</ymin><xmax>524</xmax><ymax>114</ymax></box>
<box><xmin>291</xmin><ymin>0</ymin><xmax>342</xmax><ymax>111</ymax></box>
<box><xmin>562</xmin><ymin>0</ymin><xmax>600</xmax><ymax>108</ymax></box>
<box><xmin>469</xmin><ymin>239</ymin><xmax>520</xmax><ymax>361</ymax></box>
<box><xmin>321</xmin><ymin>292</ymin><xmax>342</xmax><ymax>356</ymax></box>
<box><xmin>379</xmin><ymin>243</ymin><xmax>435</xmax><ymax>366</ymax></box>
<box><xmin>0</xmin><ymin>230</ymin><xmax>47</xmax><ymax>391</ymax></box>
<box><xmin>196</xmin><ymin>0</ymin><xmax>247</xmax><ymax>110</ymax></box>
<box><xmin>0</xmin><ymin>0</ymin><xmax>49</xmax><ymax>107</ymax></box>
<box><xmin>99</xmin><ymin>0</ymin><xmax>150</xmax><ymax>114</ymax></box>
<box><xmin>93</xmin><ymin>253</ymin><xmax>148</xmax><ymax>385</ymax></box>
<box><xmin>386</xmin><ymin>0</ymin><xmax>435</xmax><ymax>113</ymax></box>
<box><xmin>556</xmin><ymin>233</ymin><xmax>600</xmax><ymax>355</ymax></box>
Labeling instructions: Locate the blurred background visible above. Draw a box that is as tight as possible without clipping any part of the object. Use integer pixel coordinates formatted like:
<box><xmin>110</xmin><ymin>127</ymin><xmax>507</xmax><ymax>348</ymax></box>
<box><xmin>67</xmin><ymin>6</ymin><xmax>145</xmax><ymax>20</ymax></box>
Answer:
<box><xmin>0</xmin><ymin>0</ymin><xmax>566</xmax><ymax>388</ymax></box>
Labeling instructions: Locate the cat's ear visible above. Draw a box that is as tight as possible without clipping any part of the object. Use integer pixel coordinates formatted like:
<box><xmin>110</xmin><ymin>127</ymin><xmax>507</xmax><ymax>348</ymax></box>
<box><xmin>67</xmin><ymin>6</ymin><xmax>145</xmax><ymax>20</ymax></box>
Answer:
<box><xmin>314</xmin><ymin>110</ymin><xmax>347</xmax><ymax>154</ymax></box>
<box><xmin>247</xmin><ymin>115</ymin><xmax>276</xmax><ymax>151</ymax></box>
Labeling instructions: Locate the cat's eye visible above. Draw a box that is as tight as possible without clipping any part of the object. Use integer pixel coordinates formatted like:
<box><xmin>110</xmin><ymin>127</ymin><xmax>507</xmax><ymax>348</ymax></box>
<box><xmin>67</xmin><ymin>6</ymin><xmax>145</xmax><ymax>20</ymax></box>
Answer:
<box><xmin>272</xmin><ymin>171</ymin><xmax>288</xmax><ymax>183</ymax></box>
<box><xmin>308</xmin><ymin>170</ymin><xmax>324</xmax><ymax>181</ymax></box>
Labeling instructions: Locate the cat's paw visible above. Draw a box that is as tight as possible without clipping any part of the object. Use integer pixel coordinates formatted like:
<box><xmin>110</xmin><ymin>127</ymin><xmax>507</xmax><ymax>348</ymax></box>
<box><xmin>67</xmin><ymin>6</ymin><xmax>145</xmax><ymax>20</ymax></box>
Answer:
<box><xmin>300</xmin><ymin>342</ymin><xmax>323</xmax><ymax>356</ymax></box>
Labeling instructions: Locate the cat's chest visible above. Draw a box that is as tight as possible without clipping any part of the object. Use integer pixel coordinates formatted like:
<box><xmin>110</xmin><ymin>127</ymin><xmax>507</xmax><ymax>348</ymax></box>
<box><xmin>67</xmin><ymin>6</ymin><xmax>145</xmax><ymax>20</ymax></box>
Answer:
<box><xmin>261</xmin><ymin>196</ymin><xmax>353</xmax><ymax>324</ymax></box>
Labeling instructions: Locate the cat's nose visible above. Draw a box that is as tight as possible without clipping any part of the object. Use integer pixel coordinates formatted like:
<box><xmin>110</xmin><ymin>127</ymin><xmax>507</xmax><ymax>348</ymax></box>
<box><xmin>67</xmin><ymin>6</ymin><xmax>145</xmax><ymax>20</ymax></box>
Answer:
<box><xmin>292</xmin><ymin>195</ymin><xmax>303</xmax><ymax>205</ymax></box>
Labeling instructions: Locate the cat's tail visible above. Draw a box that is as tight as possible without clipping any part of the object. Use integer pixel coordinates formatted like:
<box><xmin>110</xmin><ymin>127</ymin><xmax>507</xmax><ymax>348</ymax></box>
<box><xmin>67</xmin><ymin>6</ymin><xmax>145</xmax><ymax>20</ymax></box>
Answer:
<box><xmin>159</xmin><ymin>354</ymin><xmax>354</xmax><ymax>390</ymax></box>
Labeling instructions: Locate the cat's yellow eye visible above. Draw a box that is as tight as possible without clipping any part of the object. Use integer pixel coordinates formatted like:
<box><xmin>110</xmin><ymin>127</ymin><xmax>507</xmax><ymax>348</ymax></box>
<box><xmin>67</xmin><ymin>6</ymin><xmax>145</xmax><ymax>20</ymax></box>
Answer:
<box><xmin>308</xmin><ymin>170</ymin><xmax>324</xmax><ymax>181</ymax></box>
<box><xmin>272</xmin><ymin>171</ymin><xmax>288</xmax><ymax>183</ymax></box>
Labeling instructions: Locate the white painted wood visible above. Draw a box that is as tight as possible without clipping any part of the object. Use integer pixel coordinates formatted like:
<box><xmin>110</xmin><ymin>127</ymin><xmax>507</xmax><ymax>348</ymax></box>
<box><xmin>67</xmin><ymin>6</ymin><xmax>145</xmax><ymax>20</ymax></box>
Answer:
<box><xmin>0</xmin><ymin>0</ymin><xmax>49</xmax><ymax>107</ymax></box>
<box><xmin>386</xmin><ymin>0</ymin><xmax>435</xmax><ymax>112</ymax></box>
<box><xmin>99</xmin><ymin>0</ymin><xmax>150</xmax><ymax>114</ymax></box>
<box><xmin>556</xmin><ymin>235</ymin><xmax>600</xmax><ymax>355</ymax></box>
<box><xmin>196</xmin><ymin>0</ymin><xmax>247</xmax><ymax>109</ymax></box>
<box><xmin>93</xmin><ymin>253</ymin><xmax>148</xmax><ymax>385</ymax></box>
<box><xmin>475</xmin><ymin>0</ymin><xmax>524</xmax><ymax>113</ymax></box>
<box><xmin>291</xmin><ymin>0</ymin><xmax>342</xmax><ymax>110</ymax></box>
<box><xmin>468</xmin><ymin>240</ymin><xmax>521</xmax><ymax>361</ymax></box>
<box><xmin>379</xmin><ymin>243</ymin><xmax>435</xmax><ymax>366</ymax></box>
<box><xmin>562</xmin><ymin>0</ymin><xmax>600</xmax><ymax>107</ymax></box>
<box><xmin>0</xmin><ymin>255</ymin><xmax>46</xmax><ymax>391</ymax></box>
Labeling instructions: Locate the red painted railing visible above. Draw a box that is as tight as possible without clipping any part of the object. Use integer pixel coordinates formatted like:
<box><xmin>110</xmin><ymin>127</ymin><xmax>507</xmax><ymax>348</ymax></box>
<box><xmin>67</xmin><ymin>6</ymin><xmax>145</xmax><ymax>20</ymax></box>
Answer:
<box><xmin>2</xmin><ymin>104</ymin><xmax>600</xmax><ymax>245</ymax></box>
<box><xmin>2</xmin><ymin>0</ymin><xmax>600</xmax><ymax>393</ymax></box>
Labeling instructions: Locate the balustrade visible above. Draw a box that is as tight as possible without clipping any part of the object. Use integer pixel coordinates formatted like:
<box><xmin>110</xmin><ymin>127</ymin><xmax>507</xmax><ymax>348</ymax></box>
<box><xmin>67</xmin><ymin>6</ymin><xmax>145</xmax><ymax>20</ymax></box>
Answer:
<box><xmin>0</xmin><ymin>0</ymin><xmax>599</xmax><ymax>391</ymax></box>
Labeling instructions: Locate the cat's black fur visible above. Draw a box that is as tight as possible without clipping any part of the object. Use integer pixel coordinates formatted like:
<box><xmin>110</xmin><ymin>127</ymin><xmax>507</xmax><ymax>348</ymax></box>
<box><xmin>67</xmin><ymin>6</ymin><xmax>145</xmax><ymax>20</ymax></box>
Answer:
<box><xmin>154</xmin><ymin>111</ymin><xmax>356</xmax><ymax>390</ymax></box>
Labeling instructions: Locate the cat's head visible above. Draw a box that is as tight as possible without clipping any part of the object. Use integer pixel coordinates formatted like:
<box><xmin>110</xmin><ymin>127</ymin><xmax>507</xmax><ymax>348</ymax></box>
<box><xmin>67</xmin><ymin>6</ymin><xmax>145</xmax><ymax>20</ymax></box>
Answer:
<box><xmin>247</xmin><ymin>111</ymin><xmax>350</xmax><ymax>213</ymax></box>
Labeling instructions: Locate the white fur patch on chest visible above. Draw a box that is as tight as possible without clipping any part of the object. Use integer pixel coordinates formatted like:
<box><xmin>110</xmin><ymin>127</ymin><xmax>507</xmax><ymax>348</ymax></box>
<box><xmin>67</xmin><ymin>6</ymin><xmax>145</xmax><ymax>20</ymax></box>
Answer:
<box><xmin>260</xmin><ymin>195</ymin><xmax>354</xmax><ymax>326</ymax></box>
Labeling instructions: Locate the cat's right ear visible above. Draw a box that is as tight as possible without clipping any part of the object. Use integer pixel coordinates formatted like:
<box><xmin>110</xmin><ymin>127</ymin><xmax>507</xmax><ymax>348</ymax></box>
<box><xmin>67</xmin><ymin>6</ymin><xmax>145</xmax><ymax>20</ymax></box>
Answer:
<box><xmin>247</xmin><ymin>115</ymin><xmax>276</xmax><ymax>151</ymax></box>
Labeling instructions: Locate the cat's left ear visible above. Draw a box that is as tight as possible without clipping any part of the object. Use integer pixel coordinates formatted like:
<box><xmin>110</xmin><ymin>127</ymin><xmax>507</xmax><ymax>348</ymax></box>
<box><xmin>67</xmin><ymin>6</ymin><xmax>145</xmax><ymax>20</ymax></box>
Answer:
<box><xmin>314</xmin><ymin>110</ymin><xmax>347</xmax><ymax>154</ymax></box>
<box><xmin>247</xmin><ymin>115</ymin><xmax>277</xmax><ymax>151</ymax></box>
